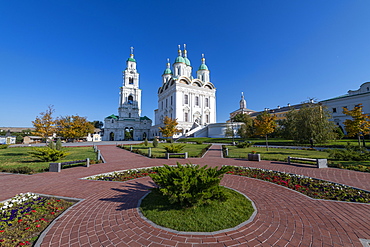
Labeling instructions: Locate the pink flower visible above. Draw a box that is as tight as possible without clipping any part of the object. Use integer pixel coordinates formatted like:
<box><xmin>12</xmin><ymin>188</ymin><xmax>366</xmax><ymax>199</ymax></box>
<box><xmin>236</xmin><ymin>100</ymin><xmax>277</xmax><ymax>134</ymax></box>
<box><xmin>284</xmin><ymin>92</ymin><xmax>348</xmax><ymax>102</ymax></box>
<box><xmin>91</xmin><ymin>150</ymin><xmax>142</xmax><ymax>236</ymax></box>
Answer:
<box><xmin>36</xmin><ymin>224</ymin><xmax>41</xmax><ymax>228</ymax></box>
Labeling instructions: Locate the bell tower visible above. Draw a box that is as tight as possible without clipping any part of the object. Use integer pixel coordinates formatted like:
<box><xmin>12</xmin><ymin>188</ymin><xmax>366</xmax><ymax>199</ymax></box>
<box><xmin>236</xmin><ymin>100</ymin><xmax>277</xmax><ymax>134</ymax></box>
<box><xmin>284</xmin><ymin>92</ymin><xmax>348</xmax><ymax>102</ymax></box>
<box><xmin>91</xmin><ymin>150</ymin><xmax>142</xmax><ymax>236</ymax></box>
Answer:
<box><xmin>119</xmin><ymin>47</ymin><xmax>142</xmax><ymax>118</ymax></box>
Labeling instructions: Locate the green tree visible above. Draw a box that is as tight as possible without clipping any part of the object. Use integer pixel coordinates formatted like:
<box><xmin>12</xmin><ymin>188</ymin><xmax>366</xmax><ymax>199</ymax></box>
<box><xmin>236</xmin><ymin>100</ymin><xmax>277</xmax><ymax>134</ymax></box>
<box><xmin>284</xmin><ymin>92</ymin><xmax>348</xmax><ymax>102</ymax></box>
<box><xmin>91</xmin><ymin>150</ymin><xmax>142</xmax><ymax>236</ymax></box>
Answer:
<box><xmin>232</xmin><ymin>113</ymin><xmax>254</xmax><ymax>139</ymax></box>
<box><xmin>56</xmin><ymin>115</ymin><xmax>94</xmax><ymax>142</ymax></box>
<box><xmin>32</xmin><ymin>105</ymin><xmax>56</xmax><ymax>142</ymax></box>
<box><xmin>281</xmin><ymin>104</ymin><xmax>336</xmax><ymax>144</ymax></box>
<box><xmin>124</xmin><ymin>130</ymin><xmax>132</xmax><ymax>140</ymax></box>
<box><xmin>343</xmin><ymin>104</ymin><xmax>370</xmax><ymax>147</ymax></box>
<box><xmin>254</xmin><ymin>111</ymin><xmax>277</xmax><ymax>151</ymax></box>
<box><xmin>159</xmin><ymin>116</ymin><xmax>180</xmax><ymax>140</ymax></box>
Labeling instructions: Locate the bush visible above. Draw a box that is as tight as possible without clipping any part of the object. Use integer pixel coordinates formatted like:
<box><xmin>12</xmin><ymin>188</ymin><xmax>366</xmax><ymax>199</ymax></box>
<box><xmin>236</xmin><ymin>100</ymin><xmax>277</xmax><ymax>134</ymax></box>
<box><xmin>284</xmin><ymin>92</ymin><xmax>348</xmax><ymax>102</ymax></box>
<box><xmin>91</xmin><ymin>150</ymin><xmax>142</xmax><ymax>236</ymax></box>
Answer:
<box><xmin>327</xmin><ymin>142</ymin><xmax>370</xmax><ymax>161</ymax></box>
<box><xmin>56</xmin><ymin>139</ymin><xmax>62</xmax><ymax>150</ymax></box>
<box><xmin>10</xmin><ymin>166</ymin><xmax>34</xmax><ymax>174</ymax></box>
<box><xmin>144</xmin><ymin>138</ymin><xmax>148</xmax><ymax>146</ymax></box>
<box><xmin>47</xmin><ymin>141</ymin><xmax>56</xmax><ymax>150</ymax></box>
<box><xmin>236</xmin><ymin>141</ymin><xmax>253</xmax><ymax>148</ymax></box>
<box><xmin>153</xmin><ymin>138</ymin><xmax>159</xmax><ymax>148</ymax></box>
<box><xmin>149</xmin><ymin>163</ymin><xmax>231</xmax><ymax>207</ymax></box>
<box><xmin>163</xmin><ymin>144</ymin><xmax>185</xmax><ymax>153</ymax></box>
<box><xmin>28</xmin><ymin>147</ymin><xmax>69</xmax><ymax>162</ymax></box>
<box><xmin>195</xmin><ymin>140</ymin><xmax>203</xmax><ymax>144</ymax></box>
<box><xmin>0</xmin><ymin>144</ymin><xmax>9</xmax><ymax>149</ymax></box>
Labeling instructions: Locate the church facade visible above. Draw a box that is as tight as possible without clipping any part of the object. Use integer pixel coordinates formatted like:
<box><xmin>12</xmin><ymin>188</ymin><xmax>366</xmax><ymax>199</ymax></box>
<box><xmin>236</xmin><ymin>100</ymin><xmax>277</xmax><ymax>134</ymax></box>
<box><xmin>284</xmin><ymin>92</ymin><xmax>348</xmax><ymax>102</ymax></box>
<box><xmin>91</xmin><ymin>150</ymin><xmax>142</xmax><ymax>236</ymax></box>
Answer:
<box><xmin>102</xmin><ymin>49</ymin><xmax>152</xmax><ymax>141</ymax></box>
<box><xmin>151</xmin><ymin>45</ymin><xmax>217</xmax><ymax>138</ymax></box>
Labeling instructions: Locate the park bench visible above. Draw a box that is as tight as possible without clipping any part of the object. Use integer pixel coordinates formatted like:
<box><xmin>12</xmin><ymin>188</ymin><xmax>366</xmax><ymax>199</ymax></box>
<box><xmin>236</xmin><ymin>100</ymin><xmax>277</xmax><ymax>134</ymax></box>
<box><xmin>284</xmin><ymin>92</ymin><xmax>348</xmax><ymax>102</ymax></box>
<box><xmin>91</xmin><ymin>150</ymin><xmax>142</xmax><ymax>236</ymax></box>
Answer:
<box><xmin>49</xmin><ymin>158</ymin><xmax>90</xmax><ymax>172</ymax></box>
<box><xmin>166</xmin><ymin>152</ymin><xmax>188</xmax><ymax>159</ymax></box>
<box><xmin>287</xmin><ymin>156</ymin><xmax>327</xmax><ymax>168</ymax></box>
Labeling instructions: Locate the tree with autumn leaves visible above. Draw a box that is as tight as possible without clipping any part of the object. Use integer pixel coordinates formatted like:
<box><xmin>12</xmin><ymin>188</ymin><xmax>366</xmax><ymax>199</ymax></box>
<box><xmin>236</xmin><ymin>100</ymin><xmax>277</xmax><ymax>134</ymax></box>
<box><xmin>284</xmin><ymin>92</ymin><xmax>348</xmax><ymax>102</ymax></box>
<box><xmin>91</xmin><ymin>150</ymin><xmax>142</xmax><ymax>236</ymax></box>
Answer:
<box><xmin>159</xmin><ymin>116</ymin><xmax>181</xmax><ymax>141</ymax></box>
<box><xmin>32</xmin><ymin>106</ymin><xmax>94</xmax><ymax>142</ymax></box>
<box><xmin>254</xmin><ymin>111</ymin><xmax>277</xmax><ymax>151</ymax></box>
<box><xmin>343</xmin><ymin>104</ymin><xmax>370</xmax><ymax>147</ymax></box>
<box><xmin>32</xmin><ymin>105</ymin><xmax>56</xmax><ymax>141</ymax></box>
<box><xmin>56</xmin><ymin>115</ymin><xmax>94</xmax><ymax>142</ymax></box>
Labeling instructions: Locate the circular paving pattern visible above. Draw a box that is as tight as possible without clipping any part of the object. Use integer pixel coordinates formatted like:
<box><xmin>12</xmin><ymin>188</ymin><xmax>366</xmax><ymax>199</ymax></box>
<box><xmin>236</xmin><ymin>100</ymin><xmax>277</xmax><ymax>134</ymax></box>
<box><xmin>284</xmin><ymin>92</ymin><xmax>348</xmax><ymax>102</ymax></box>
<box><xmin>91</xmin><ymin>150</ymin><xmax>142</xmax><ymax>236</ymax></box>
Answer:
<box><xmin>1</xmin><ymin>144</ymin><xmax>369</xmax><ymax>246</ymax></box>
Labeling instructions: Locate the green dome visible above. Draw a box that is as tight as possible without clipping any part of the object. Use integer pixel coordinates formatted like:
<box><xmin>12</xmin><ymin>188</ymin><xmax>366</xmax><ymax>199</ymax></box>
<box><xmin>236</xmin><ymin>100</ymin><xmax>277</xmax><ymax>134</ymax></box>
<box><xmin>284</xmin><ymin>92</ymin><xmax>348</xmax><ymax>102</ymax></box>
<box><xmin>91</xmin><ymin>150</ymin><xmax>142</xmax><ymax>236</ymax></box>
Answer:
<box><xmin>184</xmin><ymin>57</ymin><xmax>191</xmax><ymax>66</ymax></box>
<box><xmin>175</xmin><ymin>56</ymin><xmax>185</xmax><ymax>63</ymax></box>
<box><xmin>163</xmin><ymin>68</ymin><xmax>172</xmax><ymax>74</ymax></box>
<box><xmin>127</xmin><ymin>57</ymin><xmax>136</xmax><ymax>62</ymax></box>
<box><xmin>198</xmin><ymin>64</ymin><xmax>208</xmax><ymax>70</ymax></box>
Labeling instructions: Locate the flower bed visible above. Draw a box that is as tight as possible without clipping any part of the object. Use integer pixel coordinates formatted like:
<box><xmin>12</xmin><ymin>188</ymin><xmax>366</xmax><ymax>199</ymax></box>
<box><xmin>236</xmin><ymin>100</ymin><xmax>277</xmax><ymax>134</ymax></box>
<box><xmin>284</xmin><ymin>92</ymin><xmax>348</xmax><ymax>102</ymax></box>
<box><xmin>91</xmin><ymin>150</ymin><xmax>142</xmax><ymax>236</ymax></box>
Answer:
<box><xmin>226</xmin><ymin>166</ymin><xmax>370</xmax><ymax>203</ymax></box>
<box><xmin>84</xmin><ymin>167</ymin><xmax>157</xmax><ymax>182</ymax></box>
<box><xmin>84</xmin><ymin>165</ymin><xmax>370</xmax><ymax>203</ymax></box>
<box><xmin>0</xmin><ymin>193</ymin><xmax>74</xmax><ymax>246</ymax></box>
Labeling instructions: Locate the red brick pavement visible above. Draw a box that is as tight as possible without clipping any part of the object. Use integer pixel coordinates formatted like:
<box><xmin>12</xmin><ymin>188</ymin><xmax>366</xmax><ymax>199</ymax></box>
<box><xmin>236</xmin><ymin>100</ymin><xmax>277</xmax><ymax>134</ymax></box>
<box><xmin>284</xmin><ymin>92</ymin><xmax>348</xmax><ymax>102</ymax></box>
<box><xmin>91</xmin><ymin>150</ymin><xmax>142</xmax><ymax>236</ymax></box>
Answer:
<box><xmin>1</xmin><ymin>144</ymin><xmax>369</xmax><ymax>246</ymax></box>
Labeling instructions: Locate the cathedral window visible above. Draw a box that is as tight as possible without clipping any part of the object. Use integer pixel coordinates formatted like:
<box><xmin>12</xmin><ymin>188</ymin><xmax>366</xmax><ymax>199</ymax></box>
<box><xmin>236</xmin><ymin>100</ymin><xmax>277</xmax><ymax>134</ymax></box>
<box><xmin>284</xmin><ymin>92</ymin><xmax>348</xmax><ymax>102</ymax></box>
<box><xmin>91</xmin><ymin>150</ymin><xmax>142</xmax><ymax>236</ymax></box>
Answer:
<box><xmin>185</xmin><ymin>94</ymin><xmax>189</xmax><ymax>104</ymax></box>
<box><xmin>129</xmin><ymin>78</ymin><xmax>134</xmax><ymax>84</ymax></box>
<box><xmin>206</xmin><ymin>114</ymin><xmax>209</xmax><ymax>123</ymax></box>
<box><xmin>166</xmin><ymin>99</ymin><xmax>168</xmax><ymax>108</ymax></box>
<box><xmin>195</xmin><ymin>96</ymin><xmax>199</xmax><ymax>106</ymax></box>
<box><xmin>185</xmin><ymin>112</ymin><xmax>189</xmax><ymax>122</ymax></box>
<box><xmin>205</xmin><ymin>98</ymin><xmax>209</xmax><ymax>107</ymax></box>
<box><xmin>161</xmin><ymin>101</ymin><xmax>163</xmax><ymax>109</ymax></box>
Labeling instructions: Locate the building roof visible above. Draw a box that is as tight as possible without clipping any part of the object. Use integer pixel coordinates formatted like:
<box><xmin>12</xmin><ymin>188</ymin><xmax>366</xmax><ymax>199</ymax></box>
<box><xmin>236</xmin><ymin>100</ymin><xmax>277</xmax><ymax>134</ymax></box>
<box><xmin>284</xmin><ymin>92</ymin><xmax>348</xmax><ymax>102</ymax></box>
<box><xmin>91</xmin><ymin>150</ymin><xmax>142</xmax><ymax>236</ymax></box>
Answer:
<box><xmin>320</xmin><ymin>91</ymin><xmax>370</xmax><ymax>102</ymax></box>
<box><xmin>140</xmin><ymin>116</ymin><xmax>151</xmax><ymax>121</ymax></box>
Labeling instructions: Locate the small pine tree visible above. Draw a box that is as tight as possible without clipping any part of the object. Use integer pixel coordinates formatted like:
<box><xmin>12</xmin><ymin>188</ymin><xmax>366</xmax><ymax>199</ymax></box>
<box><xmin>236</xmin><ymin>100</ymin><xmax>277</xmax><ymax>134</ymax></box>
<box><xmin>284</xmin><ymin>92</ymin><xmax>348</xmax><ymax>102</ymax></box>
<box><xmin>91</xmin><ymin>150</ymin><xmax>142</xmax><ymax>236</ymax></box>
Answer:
<box><xmin>47</xmin><ymin>141</ymin><xmax>56</xmax><ymax>150</ymax></box>
<box><xmin>153</xmin><ymin>137</ymin><xmax>159</xmax><ymax>148</ymax></box>
<box><xmin>144</xmin><ymin>138</ymin><xmax>148</xmax><ymax>146</ymax></box>
<box><xmin>56</xmin><ymin>138</ymin><xmax>62</xmax><ymax>150</ymax></box>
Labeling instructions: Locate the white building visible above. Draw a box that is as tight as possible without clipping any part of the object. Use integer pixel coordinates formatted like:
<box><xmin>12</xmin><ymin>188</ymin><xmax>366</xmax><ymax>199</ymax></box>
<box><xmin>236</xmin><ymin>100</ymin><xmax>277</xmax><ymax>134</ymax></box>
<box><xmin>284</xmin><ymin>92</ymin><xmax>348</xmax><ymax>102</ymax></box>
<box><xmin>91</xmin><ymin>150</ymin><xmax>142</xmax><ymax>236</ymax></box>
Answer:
<box><xmin>320</xmin><ymin>82</ymin><xmax>370</xmax><ymax>132</ymax></box>
<box><xmin>151</xmin><ymin>45</ymin><xmax>216</xmax><ymax>138</ymax></box>
<box><xmin>102</xmin><ymin>48</ymin><xmax>152</xmax><ymax>141</ymax></box>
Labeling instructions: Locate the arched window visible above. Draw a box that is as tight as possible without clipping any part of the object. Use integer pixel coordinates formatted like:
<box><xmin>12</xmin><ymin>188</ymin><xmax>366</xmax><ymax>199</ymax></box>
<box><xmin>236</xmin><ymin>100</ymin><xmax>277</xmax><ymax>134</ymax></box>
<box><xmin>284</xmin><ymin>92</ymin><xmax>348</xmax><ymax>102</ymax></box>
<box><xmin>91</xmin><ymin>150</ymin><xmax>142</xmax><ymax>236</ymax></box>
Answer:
<box><xmin>129</xmin><ymin>78</ymin><xmax>134</xmax><ymax>84</ymax></box>
<box><xmin>128</xmin><ymin>95</ymin><xmax>133</xmax><ymax>104</ymax></box>
<box><xmin>184</xmin><ymin>94</ymin><xmax>189</xmax><ymax>104</ymax></box>
<box><xmin>128</xmin><ymin>113</ymin><xmax>131</xmax><ymax>118</ymax></box>
<box><xmin>205</xmin><ymin>98</ymin><xmax>209</xmax><ymax>107</ymax></box>
<box><xmin>195</xmin><ymin>96</ymin><xmax>199</xmax><ymax>106</ymax></box>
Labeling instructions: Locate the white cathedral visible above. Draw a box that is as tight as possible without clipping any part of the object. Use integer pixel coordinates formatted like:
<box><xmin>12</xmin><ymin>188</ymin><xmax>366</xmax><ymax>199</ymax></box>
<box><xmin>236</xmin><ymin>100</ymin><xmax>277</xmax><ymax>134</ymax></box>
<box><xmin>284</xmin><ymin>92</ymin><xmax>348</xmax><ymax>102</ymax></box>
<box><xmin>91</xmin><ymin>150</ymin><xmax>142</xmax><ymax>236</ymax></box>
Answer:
<box><xmin>103</xmin><ymin>45</ymin><xmax>221</xmax><ymax>141</ymax></box>
<box><xmin>151</xmin><ymin>45</ymin><xmax>217</xmax><ymax>138</ymax></box>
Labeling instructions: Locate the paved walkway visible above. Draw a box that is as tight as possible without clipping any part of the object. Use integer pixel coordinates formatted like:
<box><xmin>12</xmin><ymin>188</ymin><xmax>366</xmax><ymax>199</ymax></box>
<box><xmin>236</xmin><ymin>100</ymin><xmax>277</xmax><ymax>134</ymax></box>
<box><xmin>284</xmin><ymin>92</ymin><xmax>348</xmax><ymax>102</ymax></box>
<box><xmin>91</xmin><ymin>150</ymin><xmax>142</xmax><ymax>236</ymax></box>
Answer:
<box><xmin>1</xmin><ymin>145</ymin><xmax>370</xmax><ymax>246</ymax></box>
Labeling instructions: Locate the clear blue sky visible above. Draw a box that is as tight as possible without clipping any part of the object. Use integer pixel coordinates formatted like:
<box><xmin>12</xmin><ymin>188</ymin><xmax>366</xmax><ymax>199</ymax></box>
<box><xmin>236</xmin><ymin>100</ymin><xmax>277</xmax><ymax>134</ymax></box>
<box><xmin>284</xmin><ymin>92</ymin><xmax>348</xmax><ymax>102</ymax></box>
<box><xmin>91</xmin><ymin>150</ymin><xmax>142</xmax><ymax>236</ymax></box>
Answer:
<box><xmin>1</xmin><ymin>0</ymin><xmax>370</xmax><ymax>127</ymax></box>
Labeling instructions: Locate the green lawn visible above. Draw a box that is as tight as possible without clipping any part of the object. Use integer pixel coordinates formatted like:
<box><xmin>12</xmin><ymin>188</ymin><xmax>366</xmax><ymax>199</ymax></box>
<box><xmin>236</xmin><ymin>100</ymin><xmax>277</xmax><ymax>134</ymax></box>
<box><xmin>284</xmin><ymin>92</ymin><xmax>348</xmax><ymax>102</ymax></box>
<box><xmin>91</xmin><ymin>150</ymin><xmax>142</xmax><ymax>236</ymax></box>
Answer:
<box><xmin>225</xmin><ymin>146</ymin><xmax>328</xmax><ymax>161</ymax></box>
<box><xmin>178</xmin><ymin>137</ymin><xmax>368</xmax><ymax>148</ymax></box>
<box><xmin>121</xmin><ymin>143</ymin><xmax>211</xmax><ymax>158</ymax></box>
<box><xmin>0</xmin><ymin>146</ymin><xmax>98</xmax><ymax>174</ymax></box>
<box><xmin>140</xmin><ymin>186</ymin><xmax>254</xmax><ymax>232</ymax></box>
<box><xmin>224</xmin><ymin>145</ymin><xmax>370</xmax><ymax>171</ymax></box>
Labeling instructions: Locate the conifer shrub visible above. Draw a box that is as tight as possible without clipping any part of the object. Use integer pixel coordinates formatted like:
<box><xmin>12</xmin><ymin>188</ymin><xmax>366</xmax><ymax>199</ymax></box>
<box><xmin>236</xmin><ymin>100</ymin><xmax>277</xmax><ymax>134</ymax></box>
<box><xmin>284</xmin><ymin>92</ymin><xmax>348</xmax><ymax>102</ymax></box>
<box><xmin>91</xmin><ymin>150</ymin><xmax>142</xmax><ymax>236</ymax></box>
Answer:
<box><xmin>153</xmin><ymin>138</ymin><xmax>159</xmax><ymax>148</ymax></box>
<box><xmin>56</xmin><ymin>138</ymin><xmax>62</xmax><ymax>150</ymax></box>
<box><xmin>144</xmin><ymin>138</ymin><xmax>148</xmax><ymax>146</ymax></box>
<box><xmin>0</xmin><ymin>144</ymin><xmax>9</xmax><ymax>149</ymax></box>
<box><xmin>149</xmin><ymin>163</ymin><xmax>231</xmax><ymax>207</ymax></box>
<box><xmin>163</xmin><ymin>143</ymin><xmax>185</xmax><ymax>153</ymax></box>
<box><xmin>28</xmin><ymin>147</ymin><xmax>69</xmax><ymax>162</ymax></box>
<box><xmin>47</xmin><ymin>141</ymin><xmax>56</xmax><ymax>150</ymax></box>
<box><xmin>236</xmin><ymin>141</ymin><xmax>253</xmax><ymax>148</ymax></box>
<box><xmin>327</xmin><ymin>142</ymin><xmax>370</xmax><ymax>161</ymax></box>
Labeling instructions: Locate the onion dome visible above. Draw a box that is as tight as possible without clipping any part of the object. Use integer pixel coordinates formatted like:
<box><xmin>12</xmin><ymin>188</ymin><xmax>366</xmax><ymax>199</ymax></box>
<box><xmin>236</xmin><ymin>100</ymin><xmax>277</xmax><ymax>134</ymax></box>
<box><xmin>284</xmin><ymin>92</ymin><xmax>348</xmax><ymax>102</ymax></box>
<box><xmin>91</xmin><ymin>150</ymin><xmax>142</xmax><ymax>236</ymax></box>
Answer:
<box><xmin>127</xmin><ymin>47</ymin><xmax>136</xmax><ymax>62</ymax></box>
<box><xmin>198</xmin><ymin>54</ymin><xmax>209</xmax><ymax>70</ymax></box>
<box><xmin>163</xmin><ymin>59</ymin><xmax>172</xmax><ymax>74</ymax></box>
<box><xmin>183</xmin><ymin>44</ymin><xmax>191</xmax><ymax>66</ymax></box>
<box><xmin>175</xmin><ymin>45</ymin><xmax>185</xmax><ymax>63</ymax></box>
